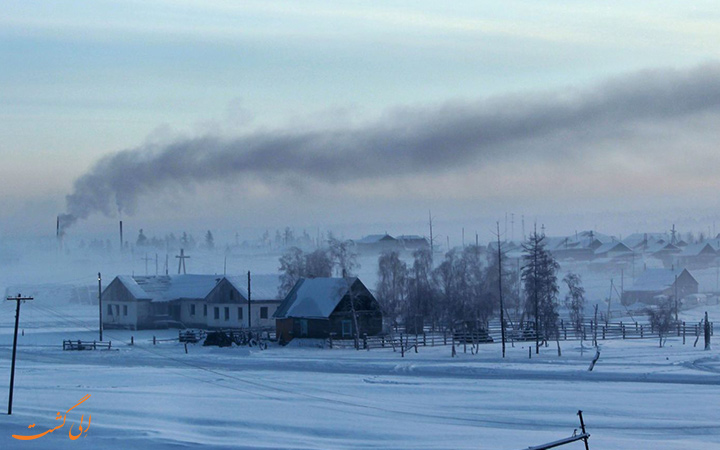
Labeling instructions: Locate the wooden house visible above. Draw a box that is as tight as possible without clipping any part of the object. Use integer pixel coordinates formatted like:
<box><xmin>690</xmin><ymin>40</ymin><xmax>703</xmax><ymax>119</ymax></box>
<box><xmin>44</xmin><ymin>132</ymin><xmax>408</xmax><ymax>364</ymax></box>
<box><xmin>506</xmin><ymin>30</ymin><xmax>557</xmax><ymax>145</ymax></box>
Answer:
<box><xmin>274</xmin><ymin>277</ymin><xmax>383</xmax><ymax>343</ymax></box>
<box><xmin>621</xmin><ymin>268</ymin><xmax>698</xmax><ymax>305</ymax></box>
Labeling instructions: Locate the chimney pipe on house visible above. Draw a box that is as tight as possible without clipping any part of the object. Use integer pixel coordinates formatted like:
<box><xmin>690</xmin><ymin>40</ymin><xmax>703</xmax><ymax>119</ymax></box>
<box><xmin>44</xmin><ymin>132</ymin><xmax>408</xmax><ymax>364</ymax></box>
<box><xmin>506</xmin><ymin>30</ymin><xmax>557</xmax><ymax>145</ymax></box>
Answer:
<box><xmin>119</xmin><ymin>220</ymin><xmax>123</xmax><ymax>252</ymax></box>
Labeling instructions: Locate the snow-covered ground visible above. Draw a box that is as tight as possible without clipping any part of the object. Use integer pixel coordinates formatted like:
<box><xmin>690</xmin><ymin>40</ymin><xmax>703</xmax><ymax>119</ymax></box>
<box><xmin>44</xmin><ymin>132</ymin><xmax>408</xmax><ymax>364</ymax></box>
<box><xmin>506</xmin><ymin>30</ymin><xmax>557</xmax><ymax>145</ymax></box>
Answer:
<box><xmin>1</xmin><ymin>299</ymin><xmax>720</xmax><ymax>449</ymax></box>
<box><xmin>1</xmin><ymin>246</ymin><xmax>719</xmax><ymax>448</ymax></box>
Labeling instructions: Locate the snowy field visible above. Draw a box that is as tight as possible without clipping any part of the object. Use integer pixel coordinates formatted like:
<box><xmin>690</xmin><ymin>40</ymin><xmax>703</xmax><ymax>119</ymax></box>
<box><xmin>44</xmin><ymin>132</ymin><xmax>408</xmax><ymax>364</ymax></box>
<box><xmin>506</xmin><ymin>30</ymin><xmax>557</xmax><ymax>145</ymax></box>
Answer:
<box><xmin>1</xmin><ymin>300</ymin><xmax>720</xmax><ymax>449</ymax></box>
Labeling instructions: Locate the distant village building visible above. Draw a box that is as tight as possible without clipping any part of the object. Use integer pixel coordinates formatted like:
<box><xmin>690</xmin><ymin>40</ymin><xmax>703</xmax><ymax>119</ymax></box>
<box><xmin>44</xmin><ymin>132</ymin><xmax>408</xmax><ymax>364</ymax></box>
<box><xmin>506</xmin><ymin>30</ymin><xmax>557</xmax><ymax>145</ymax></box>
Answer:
<box><xmin>274</xmin><ymin>277</ymin><xmax>383</xmax><ymax>343</ymax></box>
<box><xmin>352</xmin><ymin>234</ymin><xmax>397</xmax><ymax>253</ymax></box>
<box><xmin>102</xmin><ymin>274</ymin><xmax>281</xmax><ymax>330</ymax></box>
<box><xmin>674</xmin><ymin>242</ymin><xmax>718</xmax><ymax>269</ymax></box>
<box><xmin>621</xmin><ymin>268</ymin><xmax>698</xmax><ymax>305</ymax></box>
<box><xmin>352</xmin><ymin>233</ymin><xmax>429</xmax><ymax>253</ymax></box>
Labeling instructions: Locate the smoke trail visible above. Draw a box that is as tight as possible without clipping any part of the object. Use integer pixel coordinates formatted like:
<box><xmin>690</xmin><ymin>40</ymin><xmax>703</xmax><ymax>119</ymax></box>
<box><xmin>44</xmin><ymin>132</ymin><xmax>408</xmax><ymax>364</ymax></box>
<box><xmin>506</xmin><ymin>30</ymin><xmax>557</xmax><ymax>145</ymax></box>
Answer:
<box><xmin>60</xmin><ymin>63</ymin><xmax>720</xmax><ymax>230</ymax></box>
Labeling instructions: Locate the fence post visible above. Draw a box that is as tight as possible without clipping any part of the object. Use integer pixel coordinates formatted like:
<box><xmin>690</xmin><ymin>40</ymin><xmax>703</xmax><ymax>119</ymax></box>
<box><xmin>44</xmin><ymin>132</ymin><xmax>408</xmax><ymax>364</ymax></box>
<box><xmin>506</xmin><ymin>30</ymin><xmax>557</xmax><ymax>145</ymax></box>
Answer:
<box><xmin>130</xmin><ymin>335</ymin><xmax>134</xmax><ymax>346</ymax></box>
<box><xmin>683</xmin><ymin>321</ymin><xmax>686</xmax><ymax>345</ymax></box>
<box><xmin>153</xmin><ymin>335</ymin><xmax>156</xmax><ymax>345</ymax></box>
<box><xmin>363</xmin><ymin>333</ymin><xmax>368</xmax><ymax>350</ymax></box>
<box><xmin>641</xmin><ymin>325</ymin><xmax>644</xmax><ymax>339</ymax></box>
<box><xmin>622</xmin><ymin>323</ymin><xmax>626</xmax><ymax>339</ymax></box>
<box><xmin>381</xmin><ymin>336</ymin><xmax>385</xmax><ymax>348</ymax></box>
<box><xmin>463</xmin><ymin>329</ymin><xmax>467</xmax><ymax>353</ymax></box>
<box><xmin>329</xmin><ymin>333</ymin><xmax>333</xmax><ymax>349</ymax></box>
<box><xmin>108</xmin><ymin>341</ymin><xmax>112</xmax><ymax>350</ymax></box>
<box><xmin>444</xmin><ymin>329</ymin><xmax>447</xmax><ymax>345</ymax></box>
<box><xmin>602</xmin><ymin>325</ymin><xmax>606</xmax><ymax>340</ymax></box>
<box><xmin>93</xmin><ymin>340</ymin><xmax>96</xmax><ymax>350</ymax></box>
<box><xmin>423</xmin><ymin>332</ymin><xmax>426</xmax><ymax>346</ymax></box>
<box><xmin>528</xmin><ymin>346</ymin><xmax>531</xmax><ymax>359</ymax></box>
<box><xmin>184</xmin><ymin>343</ymin><xmax>188</xmax><ymax>354</ymax></box>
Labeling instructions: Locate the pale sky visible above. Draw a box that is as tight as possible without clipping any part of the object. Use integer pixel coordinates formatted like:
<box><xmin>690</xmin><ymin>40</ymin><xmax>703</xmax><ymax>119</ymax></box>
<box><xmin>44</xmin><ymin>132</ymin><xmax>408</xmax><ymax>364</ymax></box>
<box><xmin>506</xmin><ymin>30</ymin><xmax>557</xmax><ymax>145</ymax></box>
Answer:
<box><xmin>3</xmin><ymin>1</ymin><xmax>720</xmax><ymax>238</ymax></box>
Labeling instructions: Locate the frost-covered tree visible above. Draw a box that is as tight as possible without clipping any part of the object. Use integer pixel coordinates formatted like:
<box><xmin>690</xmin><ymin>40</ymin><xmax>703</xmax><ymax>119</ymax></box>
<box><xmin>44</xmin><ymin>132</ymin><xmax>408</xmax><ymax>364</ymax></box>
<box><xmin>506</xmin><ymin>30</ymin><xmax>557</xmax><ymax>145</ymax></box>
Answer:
<box><xmin>278</xmin><ymin>247</ymin><xmax>305</xmax><ymax>297</ymax></box>
<box><xmin>376</xmin><ymin>251</ymin><xmax>408</xmax><ymax>329</ymax></box>
<box><xmin>647</xmin><ymin>301</ymin><xmax>675</xmax><ymax>348</ymax></box>
<box><xmin>328</xmin><ymin>233</ymin><xmax>358</xmax><ymax>277</ymax></box>
<box><xmin>563</xmin><ymin>272</ymin><xmax>585</xmax><ymax>332</ymax></box>
<box><xmin>204</xmin><ymin>230</ymin><xmax>215</xmax><ymax>250</ymax></box>
<box><xmin>136</xmin><ymin>229</ymin><xmax>148</xmax><ymax>247</ymax></box>
<box><xmin>304</xmin><ymin>249</ymin><xmax>333</xmax><ymax>278</ymax></box>
<box><xmin>407</xmin><ymin>247</ymin><xmax>437</xmax><ymax>331</ymax></box>
<box><xmin>522</xmin><ymin>230</ymin><xmax>560</xmax><ymax>351</ymax></box>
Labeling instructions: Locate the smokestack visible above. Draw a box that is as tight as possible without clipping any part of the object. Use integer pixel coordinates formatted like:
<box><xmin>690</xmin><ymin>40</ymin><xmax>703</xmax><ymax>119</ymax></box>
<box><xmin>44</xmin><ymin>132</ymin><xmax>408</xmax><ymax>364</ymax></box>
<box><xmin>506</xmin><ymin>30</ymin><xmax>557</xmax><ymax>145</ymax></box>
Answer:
<box><xmin>119</xmin><ymin>220</ymin><xmax>123</xmax><ymax>252</ymax></box>
<box><xmin>56</xmin><ymin>216</ymin><xmax>59</xmax><ymax>238</ymax></box>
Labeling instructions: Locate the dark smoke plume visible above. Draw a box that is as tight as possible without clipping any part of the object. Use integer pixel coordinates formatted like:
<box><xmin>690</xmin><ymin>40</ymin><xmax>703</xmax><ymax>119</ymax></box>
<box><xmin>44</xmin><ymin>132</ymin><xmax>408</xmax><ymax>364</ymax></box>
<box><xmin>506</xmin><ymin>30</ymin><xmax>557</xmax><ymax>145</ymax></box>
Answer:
<box><xmin>60</xmin><ymin>63</ymin><xmax>720</xmax><ymax>230</ymax></box>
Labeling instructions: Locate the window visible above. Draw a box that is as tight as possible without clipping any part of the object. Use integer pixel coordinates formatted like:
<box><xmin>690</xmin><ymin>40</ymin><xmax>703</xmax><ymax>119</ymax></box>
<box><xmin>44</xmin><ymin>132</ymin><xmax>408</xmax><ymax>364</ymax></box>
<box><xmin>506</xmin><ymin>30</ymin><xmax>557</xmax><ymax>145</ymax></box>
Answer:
<box><xmin>115</xmin><ymin>305</ymin><xmax>120</xmax><ymax>316</ymax></box>
<box><xmin>190</xmin><ymin>304</ymin><xmax>196</xmax><ymax>316</ymax></box>
<box><xmin>260</xmin><ymin>307</ymin><xmax>268</xmax><ymax>319</ymax></box>
<box><xmin>224</xmin><ymin>307</ymin><xmax>230</xmax><ymax>321</ymax></box>
<box><xmin>123</xmin><ymin>305</ymin><xmax>128</xmax><ymax>316</ymax></box>
<box><xmin>238</xmin><ymin>307</ymin><xmax>243</xmax><ymax>320</ymax></box>
<box><xmin>107</xmin><ymin>304</ymin><xmax>113</xmax><ymax>315</ymax></box>
<box><xmin>214</xmin><ymin>307</ymin><xmax>219</xmax><ymax>320</ymax></box>
<box><xmin>300</xmin><ymin>319</ymin><xmax>308</xmax><ymax>337</ymax></box>
<box><xmin>203</xmin><ymin>304</ymin><xmax>208</xmax><ymax>316</ymax></box>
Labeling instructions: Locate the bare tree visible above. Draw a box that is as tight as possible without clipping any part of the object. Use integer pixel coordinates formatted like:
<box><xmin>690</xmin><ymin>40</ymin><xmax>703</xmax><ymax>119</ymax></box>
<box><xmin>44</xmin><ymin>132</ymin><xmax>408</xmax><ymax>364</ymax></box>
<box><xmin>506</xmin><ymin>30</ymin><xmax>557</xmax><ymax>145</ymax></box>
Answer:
<box><xmin>376</xmin><ymin>251</ymin><xmax>408</xmax><ymax>330</ymax></box>
<box><xmin>328</xmin><ymin>233</ymin><xmax>359</xmax><ymax>277</ymax></box>
<box><xmin>305</xmin><ymin>249</ymin><xmax>333</xmax><ymax>278</ymax></box>
<box><xmin>278</xmin><ymin>247</ymin><xmax>306</xmax><ymax>297</ymax></box>
<box><xmin>563</xmin><ymin>272</ymin><xmax>586</xmax><ymax>334</ymax></box>
<box><xmin>647</xmin><ymin>301</ymin><xmax>675</xmax><ymax>348</ymax></box>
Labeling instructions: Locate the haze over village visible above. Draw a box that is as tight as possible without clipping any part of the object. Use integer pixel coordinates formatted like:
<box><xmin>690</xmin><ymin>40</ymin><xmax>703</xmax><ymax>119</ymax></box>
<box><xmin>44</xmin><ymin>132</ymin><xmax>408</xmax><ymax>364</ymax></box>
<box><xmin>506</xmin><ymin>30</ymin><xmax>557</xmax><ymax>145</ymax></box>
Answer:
<box><xmin>3</xmin><ymin>2</ymin><xmax>720</xmax><ymax>449</ymax></box>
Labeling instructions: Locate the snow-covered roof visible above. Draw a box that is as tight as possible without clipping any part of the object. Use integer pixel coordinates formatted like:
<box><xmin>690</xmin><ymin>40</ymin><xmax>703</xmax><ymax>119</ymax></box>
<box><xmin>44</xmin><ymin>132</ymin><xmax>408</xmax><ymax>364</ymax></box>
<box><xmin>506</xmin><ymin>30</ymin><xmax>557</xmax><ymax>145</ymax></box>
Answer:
<box><xmin>645</xmin><ymin>241</ymin><xmax>680</xmax><ymax>254</ymax></box>
<box><xmin>115</xmin><ymin>275</ymin><xmax>221</xmax><ymax>303</ymax></box>
<box><xmin>274</xmin><ymin>277</ymin><xmax>358</xmax><ymax>319</ymax></box>
<box><xmin>396</xmin><ymin>235</ymin><xmax>426</xmax><ymax>242</ymax></box>
<box><xmin>678</xmin><ymin>242</ymin><xmax>717</xmax><ymax>257</ymax></box>
<box><xmin>224</xmin><ymin>274</ymin><xmax>282</xmax><ymax>301</ymax></box>
<box><xmin>594</xmin><ymin>241</ymin><xmax>632</xmax><ymax>255</ymax></box>
<box><xmin>354</xmin><ymin>234</ymin><xmax>395</xmax><ymax>244</ymax></box>
<box><xmin>627</xmin><ymin>268</ymin><xmax>694</xmax><ymax>292</ymax></box>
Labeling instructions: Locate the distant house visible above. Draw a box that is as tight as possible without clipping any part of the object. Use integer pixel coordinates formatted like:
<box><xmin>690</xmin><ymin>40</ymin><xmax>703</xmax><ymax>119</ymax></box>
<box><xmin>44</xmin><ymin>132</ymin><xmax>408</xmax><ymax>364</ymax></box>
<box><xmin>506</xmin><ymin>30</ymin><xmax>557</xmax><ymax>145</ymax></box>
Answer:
<box><xmin>621</xmin><ymin>268</ymin><xmax>698</xmax><ymax>305</ymax></box>
<box><xmin>103</xmin><ymin>274</ymin><xmax>281</xmax><ymax>330</ymax></box>
<box><xmin>352</xmin><ymin>234</ymin><xmax>397</xmax><ymax>253</ymax></box>
<box><xmin>593</xmin><ymin>241</ymin><xmax>633</xmax><ymax>259</ymax></box>
<box><xmin>274</xmin><ymin>277</ymin><xmax>383</xmax><ymax>343</ymax></box>
<box><xmin>674</xmin><ymin>242</ymin><xmax>718</xmax><ymax>269</ymax></box>
<box><xmin>646</xmin><ymin>242</ymin><xmax>683</xmax><ymax>268</ymax></box>
<box><xmin>396</xmin><ymin>235</ymin><xmax>429</xmax><ymax>251</ymax></box>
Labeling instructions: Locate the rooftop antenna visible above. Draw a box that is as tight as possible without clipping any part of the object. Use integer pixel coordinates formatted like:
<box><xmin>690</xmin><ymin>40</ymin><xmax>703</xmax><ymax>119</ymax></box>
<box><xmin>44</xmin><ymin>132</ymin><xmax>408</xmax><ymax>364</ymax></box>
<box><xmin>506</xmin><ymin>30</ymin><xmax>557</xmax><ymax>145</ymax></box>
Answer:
<box><xmin>119</xmin><ymin>220</ymin><xmax>124</xmax><ymax>253</ymax></box>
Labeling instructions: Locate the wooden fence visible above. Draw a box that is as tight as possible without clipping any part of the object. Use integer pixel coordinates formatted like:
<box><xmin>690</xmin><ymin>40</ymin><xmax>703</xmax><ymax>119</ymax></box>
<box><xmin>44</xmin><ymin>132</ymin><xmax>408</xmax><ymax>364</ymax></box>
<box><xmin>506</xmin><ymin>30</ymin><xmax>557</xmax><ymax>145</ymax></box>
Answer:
<box><xmin>63</xmin><ymin>339</ymin><xmax>112</xmax><ymax>351</ymax></box>
<box><xmin>327</xmin><ymin>319</ymin><xmax>713</xmax><ymax>351</ymax></box>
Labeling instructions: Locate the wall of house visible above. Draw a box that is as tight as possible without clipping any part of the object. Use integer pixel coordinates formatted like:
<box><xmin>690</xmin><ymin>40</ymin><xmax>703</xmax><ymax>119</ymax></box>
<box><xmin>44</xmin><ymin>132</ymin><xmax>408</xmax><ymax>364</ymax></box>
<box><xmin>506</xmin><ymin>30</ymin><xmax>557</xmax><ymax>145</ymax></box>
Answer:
<box><xmin>102</xmin><ymin>278</ymin><xmax>139</xmax><ymax>329</ymax></box>
<box><xmin>179</xmin><ymin>299</ymin><xmax>207</xmax><ymax>328</ymax></box>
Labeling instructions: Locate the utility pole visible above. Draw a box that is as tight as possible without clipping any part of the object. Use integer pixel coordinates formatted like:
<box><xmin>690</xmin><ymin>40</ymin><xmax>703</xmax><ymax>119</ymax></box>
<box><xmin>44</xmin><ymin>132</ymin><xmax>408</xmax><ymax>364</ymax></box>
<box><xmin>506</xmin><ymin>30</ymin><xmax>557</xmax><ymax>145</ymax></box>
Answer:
<box><xmin>247</xmin><ymin>271</ymin><xmax>252</xmax><ymax>329</ymax></box>
<box><xmin>674</xmin><ymin>274</ymin><xmax>679</xmax><ymax>323</ymax></box>
<box><xmin>142</xmin><ymin>253</ymin><xmax>152</xmax><ymax>276</ymax></box>
<box><xmin>176</xmin><ymin>248</ymin><xmax>190</xmax><ymax>274</ymax></box>
<box><xmin>533</xmin><ymin>223</ymin><xmax>540</xmax><ymax>354</ymax></box>
<box><xmin>98</xmin><ymin>273</ymin><xmax>103</xmax><ymax>341</ymax></box>
<box><xmin>7</xmin><ymin>294</ymin><xmax>33</xmax><ymax>415</ymax></box>
<box><xmin>497</xmin><ymin>222</ymin><xmax>506</xmax><ymax>358</ymax></box>
<box><xmin>428</xmin><ymin>211</ymin><xmax>434</xmax><ymax>262</ymax></box>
